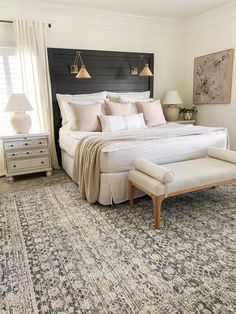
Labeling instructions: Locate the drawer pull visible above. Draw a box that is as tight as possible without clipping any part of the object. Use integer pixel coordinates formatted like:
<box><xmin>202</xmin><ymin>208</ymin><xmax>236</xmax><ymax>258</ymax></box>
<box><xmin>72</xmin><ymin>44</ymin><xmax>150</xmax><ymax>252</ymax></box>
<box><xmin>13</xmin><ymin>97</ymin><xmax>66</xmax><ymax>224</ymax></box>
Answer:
<box><xmin>41</xmin><ymin>161</ymin><xmax>44</xmax><ymax>164</ymax></box>
<box><xmin>26</xmin><ymin>152</ymin><xmax>29</xmax><ymax>155</ymax></box>
<box><xmin>40</xmin><ymin>150</ymin><xmax>43</xmax><ymax>153</ymax></box>
<box><xmin>25</xmin><ymin>143</ymin><xmax>28</xmax><ymax>146</ymax></box>
<box><xmin>13</xmin><ymin>165</ymin><xmax>16</xmax><ymax>168</ymax></box>
<box><xmin>11</xmin><ymin>144</ymin><xmax>13</xmax><ymax>147</ymax></box>
<box><xmin>12</xmin><ymin>153</ymin><xmax>15</xmax><ymax>156</ymax></box>
<box><xmin>39</xmin><ymin>141</ymin><xmax>42</xmax><ymax>144</ymax></box>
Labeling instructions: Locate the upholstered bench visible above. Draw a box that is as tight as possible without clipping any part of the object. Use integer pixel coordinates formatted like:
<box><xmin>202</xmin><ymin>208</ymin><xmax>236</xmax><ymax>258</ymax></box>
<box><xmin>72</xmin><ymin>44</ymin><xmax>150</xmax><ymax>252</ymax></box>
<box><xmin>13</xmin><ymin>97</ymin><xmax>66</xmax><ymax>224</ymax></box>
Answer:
<box><xmin>128</xmin><ymin>147</ymin><xmax>236</xmax><ymax>229</ymax></box>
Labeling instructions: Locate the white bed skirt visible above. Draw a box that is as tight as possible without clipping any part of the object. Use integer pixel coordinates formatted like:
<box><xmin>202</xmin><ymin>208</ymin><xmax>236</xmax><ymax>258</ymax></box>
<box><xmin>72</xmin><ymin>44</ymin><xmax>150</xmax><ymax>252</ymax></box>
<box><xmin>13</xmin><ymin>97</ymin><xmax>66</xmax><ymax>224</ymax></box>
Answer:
<box><xmin>61</xmin><ymin>150</ymin><xmax>144</xmax><ymax>205</ymax></box>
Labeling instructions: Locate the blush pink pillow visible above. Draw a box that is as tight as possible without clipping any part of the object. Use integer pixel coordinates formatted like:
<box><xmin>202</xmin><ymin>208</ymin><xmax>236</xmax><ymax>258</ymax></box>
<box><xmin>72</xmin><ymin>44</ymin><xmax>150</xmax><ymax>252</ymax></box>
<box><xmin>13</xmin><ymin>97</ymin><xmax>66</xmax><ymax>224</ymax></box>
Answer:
<box><xmin>136</xmin><ymin>100</ymin><xmax>166</xmax><ymax>127</ymax></box>
<box><xmin>104</xmin><ymin>100</ymin><xmax>132</xmax><ymax>116</ymax></box>
<box><xmin>68</xmin><ymin>102</ymin><xmax>102</xmax><ymax>131</ymax></box>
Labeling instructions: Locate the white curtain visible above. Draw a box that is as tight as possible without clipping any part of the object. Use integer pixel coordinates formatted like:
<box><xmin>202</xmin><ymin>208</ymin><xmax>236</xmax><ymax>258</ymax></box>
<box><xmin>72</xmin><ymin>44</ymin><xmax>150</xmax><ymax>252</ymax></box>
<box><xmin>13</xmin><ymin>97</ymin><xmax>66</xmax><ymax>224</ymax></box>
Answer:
<box><xmin>0</xmin><ymin>47</ymin><xmax>23</xmax><ymax>176</ymax></box>
<box><xmin>13</xmin><ymin>20</ymin><xmax>59</xmax><ymax>169</ymax></box>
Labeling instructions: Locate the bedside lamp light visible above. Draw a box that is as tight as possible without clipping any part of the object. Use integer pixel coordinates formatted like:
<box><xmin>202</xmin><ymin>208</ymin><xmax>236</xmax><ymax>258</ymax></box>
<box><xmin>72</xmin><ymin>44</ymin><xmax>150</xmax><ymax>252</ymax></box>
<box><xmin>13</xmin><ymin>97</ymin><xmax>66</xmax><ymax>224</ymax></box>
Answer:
<box><xmin>163</xmin><ymin>90</ymin><xmax>183</xmax><ymax>106</ymax></box>
<box><xmin>70</xmin><ymin>51</ymin><xmax>91</xmax><ymax>79</ymax></box>
<box><xmin>5</xmin><ymin>93</ymin><xmax>33</xmax><ymax>134</ymax></box>
<box><xmin>162</xmin><ymin>90</ymin><xmax>183</xmax><ymax>122</ymax></box>
<box><xmin>130</xmin><ymin>55</ymin><xmax>153</xmax><ymax>77</ymax></box>
<box><xmin>139</xmin><ymin>63</ymin><xmax>153</xmax><ymax>77</ymax></box>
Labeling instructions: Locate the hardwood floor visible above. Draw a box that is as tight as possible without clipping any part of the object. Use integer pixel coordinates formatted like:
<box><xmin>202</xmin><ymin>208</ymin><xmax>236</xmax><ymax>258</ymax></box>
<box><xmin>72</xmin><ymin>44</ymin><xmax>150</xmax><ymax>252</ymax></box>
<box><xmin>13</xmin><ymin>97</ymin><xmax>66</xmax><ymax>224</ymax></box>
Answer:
<box><xmin>0</xmin><ymin>169</ymin><xmax>71</xmax><ymax>195</ymax></box>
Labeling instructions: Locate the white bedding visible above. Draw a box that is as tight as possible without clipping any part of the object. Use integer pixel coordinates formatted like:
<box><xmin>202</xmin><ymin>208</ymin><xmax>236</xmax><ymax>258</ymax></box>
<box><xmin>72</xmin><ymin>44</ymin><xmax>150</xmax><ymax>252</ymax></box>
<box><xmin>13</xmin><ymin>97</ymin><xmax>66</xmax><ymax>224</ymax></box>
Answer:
<box><xmin>59</xmin><ymin>123</ymin><xmax>227</xmax><ymax>174</ymax></box>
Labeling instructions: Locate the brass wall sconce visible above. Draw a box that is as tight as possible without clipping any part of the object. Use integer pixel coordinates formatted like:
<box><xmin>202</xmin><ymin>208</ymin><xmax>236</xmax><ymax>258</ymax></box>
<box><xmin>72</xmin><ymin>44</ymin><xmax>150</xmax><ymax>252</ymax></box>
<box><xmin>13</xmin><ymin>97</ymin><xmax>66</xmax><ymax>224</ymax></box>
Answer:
<box><xmin>130</xmin><ymin>55</ymin><xmax>153</xmax><ymax>77</ymax></box>
<box><xmin>70</xmin><ymin>51</ymin><xmax>91</xmax><ymax>79</ymax></box>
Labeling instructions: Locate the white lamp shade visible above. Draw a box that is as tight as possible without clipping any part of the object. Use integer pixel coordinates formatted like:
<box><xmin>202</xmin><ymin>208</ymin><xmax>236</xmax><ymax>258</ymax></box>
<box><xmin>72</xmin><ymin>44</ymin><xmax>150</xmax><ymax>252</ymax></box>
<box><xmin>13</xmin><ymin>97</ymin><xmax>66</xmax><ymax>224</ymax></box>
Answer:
<box><xmin>5</xmin><ymin>93</ymin><xmax>33</xmax><ymax>112</ymax></box>
<box><xmin>162</xmin><ymin>90</ymin><xmax>183</xmax><ymax>105</ymax></box>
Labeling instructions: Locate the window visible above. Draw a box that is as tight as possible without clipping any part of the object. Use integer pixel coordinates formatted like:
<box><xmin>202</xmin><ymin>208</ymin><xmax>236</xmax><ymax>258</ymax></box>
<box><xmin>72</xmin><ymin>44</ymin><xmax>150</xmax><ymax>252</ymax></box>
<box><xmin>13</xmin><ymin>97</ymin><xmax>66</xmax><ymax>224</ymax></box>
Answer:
<box><xmin>0</xmin><ymin>47</ymin><xmax>23</xmax><ymax>135</ymax></box>
<box><xmin>0</xmin><ymin>47</ymin><xmax>24</xmax><ymax>175</ymax></box>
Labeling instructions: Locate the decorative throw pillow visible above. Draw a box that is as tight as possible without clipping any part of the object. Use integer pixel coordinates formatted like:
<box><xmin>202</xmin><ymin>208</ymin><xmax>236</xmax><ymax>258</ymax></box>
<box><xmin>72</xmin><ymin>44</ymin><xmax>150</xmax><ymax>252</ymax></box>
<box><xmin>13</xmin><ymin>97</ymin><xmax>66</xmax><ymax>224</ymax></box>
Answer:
<box><xmin>99</xmin><ymin>113</ymin><xmax>146</xmax><ymax>132</ymax></box>
<box><xmin>104</xmin><ymin>100</ymin><xmax>132</xmax><ymax>116</ymax></box>
<box><xmin>136</xmin><ymin>100</ymin><xmax>166</xmax><ymax>127</ymax></box>
<box><xmin>68</xmin><ymin>102</ymin><xmax>103</xmax><ymax>132</ymax></box>
<box><xmin>56</xmin><ymin>91</ymin><xmax>107</xmax><ymax>125</ymax></box>
<box><xmin>118</xmin><ymin>96</ymin><xmax>154</xmax><ymax>114</ymax></box>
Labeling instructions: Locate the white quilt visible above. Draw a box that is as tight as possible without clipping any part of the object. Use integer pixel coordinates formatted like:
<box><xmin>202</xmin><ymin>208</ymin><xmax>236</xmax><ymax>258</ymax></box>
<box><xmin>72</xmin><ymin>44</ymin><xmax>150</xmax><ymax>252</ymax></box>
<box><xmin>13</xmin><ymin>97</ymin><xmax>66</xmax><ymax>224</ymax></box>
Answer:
<box><xmin>59</xmin><ymin>123</ymin><xmax>228</xmax><ymax>173</ymax></box>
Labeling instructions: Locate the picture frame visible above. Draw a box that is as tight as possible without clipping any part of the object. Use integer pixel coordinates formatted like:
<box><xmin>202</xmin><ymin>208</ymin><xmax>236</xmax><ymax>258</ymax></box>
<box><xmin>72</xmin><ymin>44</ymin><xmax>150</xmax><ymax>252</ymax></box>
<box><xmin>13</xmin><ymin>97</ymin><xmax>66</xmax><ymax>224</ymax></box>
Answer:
<box><xmin>193</xmin><ymin>49</ymin><xmax>234</xmax><ymax>104</ymax></box>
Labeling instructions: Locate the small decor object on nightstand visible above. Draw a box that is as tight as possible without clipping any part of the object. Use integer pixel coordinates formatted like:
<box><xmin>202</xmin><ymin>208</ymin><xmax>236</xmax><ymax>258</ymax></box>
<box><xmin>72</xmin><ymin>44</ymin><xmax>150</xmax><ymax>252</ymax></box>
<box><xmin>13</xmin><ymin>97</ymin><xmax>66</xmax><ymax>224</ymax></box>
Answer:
<box><xmin>0</xmin><ymin>132</ymin><xmax>52</xmax><ymax>182</ymax></box>
<box><xmin>5</xmin><ymin>93</ymin><xmax>33</xmax><ymax>134</ymax></box>
<box><xmin>163</xmin><ymin>90</ymin><xmax>183</xmax><ymax>121</ymax></box>
<box><xmin>179</xmin><ymin>106</ymin><xmax>198</xmax><ymax>120</ymax></box>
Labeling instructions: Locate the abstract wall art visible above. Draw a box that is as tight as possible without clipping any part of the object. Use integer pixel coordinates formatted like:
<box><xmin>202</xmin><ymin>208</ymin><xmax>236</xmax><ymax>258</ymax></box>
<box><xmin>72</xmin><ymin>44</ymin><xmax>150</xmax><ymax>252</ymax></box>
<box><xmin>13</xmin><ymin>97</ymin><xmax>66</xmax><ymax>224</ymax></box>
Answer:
<box><xmin>193</xmin><ymin>49</ymin><xmax>234</xmax><ymax>104</ymax></box>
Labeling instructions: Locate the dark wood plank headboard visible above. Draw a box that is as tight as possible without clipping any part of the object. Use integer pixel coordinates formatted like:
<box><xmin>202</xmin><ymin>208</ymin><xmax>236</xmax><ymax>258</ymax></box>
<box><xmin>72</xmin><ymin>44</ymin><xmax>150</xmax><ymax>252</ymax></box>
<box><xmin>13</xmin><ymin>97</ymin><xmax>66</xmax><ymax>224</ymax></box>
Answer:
<box><xmin>47</xmin><ymin>48</ymin><xmax>154</xmax><ymax>163</ymax></box>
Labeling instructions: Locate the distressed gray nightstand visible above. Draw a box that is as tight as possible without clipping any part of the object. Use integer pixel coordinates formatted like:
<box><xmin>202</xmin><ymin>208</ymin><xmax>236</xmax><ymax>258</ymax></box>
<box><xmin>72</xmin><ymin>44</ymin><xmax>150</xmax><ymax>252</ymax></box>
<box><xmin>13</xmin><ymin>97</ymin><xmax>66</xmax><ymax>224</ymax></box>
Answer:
<box><xmin>0</xmin><ymin>132</ymin><xmax>52</xmax><ymax>182</ymax></box>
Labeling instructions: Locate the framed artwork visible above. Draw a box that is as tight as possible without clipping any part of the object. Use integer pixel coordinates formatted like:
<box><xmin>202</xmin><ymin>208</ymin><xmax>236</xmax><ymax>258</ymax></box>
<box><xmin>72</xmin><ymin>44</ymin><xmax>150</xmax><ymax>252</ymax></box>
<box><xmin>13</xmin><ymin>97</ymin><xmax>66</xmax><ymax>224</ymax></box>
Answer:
<box><xmin>193</xmin><ymin>49</ymin><xmax>234</xmax><ymax>104</ymax></box>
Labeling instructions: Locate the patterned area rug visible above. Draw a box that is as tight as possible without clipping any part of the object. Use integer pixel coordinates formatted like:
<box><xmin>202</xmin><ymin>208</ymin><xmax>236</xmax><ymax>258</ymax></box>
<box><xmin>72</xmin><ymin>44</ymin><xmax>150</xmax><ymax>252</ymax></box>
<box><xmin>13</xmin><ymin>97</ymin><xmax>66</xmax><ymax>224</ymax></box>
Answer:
<box><xmin>0</xmin><ymin>182</ymin><xmax>235</xmax><ymax>313</ymax></box>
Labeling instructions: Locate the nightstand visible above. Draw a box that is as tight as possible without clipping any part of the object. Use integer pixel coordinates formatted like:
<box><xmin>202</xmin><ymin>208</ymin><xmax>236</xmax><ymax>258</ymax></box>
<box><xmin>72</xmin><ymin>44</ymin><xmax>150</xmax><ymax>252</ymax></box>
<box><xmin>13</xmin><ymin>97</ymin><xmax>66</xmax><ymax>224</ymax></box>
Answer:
<box><xmin>167</xmin><ymin>119</ymin><xmax>196</xmax><ymax>125</ymax></box>
<box><xmin>0</xmin><ymin>132</ymin><xmax>52</xmax><ymax>182</ymax></box>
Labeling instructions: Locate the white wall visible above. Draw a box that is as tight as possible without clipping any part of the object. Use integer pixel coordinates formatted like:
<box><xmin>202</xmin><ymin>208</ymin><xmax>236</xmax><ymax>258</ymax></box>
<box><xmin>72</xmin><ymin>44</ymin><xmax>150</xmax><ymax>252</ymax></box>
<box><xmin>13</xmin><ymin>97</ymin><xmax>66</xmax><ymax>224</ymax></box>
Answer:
<box><xmin>0</xmin><ymin>0</ymin><xmax>185</xmax><ymax>101</ymax></box>
<box><xmin>1</xmin><ymin>0</ymin><xmax>236</xmax><ymax>147</ymax></box>
<box><xmin>184</xmin><ymin>1</ymin><xmax>236</xmax><ymax>148</ymax></box>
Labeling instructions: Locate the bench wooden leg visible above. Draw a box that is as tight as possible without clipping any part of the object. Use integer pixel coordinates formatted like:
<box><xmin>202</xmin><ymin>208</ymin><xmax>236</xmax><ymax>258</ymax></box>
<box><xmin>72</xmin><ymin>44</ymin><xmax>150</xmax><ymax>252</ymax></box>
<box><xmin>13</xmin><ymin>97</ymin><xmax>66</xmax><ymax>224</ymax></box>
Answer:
<box><xmin>153</xmin><ymin>195</ymin><xmax>165</xmax><ymax>229</ymax></box>
<box><xmin>129</xmin><ymin>181</ymin><xmax>134</xmax><ymax>208</ymax></box>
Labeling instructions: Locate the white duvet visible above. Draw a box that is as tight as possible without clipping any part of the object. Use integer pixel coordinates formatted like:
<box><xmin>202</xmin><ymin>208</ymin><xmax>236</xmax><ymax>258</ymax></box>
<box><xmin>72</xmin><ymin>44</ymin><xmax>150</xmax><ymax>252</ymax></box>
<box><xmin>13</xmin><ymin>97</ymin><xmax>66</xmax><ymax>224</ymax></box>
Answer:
<box><xmin>59</xmin><ymin>123</ymin><xmax>228</xmax><ymax>173</ymax></box>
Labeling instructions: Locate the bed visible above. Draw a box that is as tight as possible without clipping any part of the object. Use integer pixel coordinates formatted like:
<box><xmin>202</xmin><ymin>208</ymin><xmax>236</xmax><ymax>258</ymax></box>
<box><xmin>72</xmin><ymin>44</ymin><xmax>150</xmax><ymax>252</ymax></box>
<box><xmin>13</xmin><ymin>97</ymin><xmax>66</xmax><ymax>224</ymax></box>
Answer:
<box><xmin>59</xmin><ymin>123</ymin><xmax>227</xmax><ymax>204</ymax></box>
<box><xmin>48</xmin><ymin>48</ymin><xmax>228</xmax><ymax>205</ymax></box>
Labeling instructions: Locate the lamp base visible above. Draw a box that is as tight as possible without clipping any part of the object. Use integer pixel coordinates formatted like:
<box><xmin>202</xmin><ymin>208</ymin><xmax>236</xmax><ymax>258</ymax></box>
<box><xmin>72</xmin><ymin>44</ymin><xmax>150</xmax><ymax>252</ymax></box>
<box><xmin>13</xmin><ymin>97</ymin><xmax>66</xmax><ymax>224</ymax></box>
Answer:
<box><xmin>163</xmin><ymin>105</ymin><xmax>179</xmax><ymax>122</ymax></box>
<box><xmin>11</xmin><ymin>112</ymin><xmax>32</xmax><ymax>134</ymax></box>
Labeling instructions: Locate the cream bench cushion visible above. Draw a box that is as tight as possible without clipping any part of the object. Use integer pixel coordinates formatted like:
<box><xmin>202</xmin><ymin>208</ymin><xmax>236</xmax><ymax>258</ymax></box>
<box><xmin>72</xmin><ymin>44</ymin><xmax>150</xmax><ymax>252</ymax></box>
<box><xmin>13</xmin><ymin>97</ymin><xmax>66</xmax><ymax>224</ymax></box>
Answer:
<box><xmin>129</xmin><ymin>157</ymin><xmax>236</xmax><ymax>196</ymax></box>
<box><xmin>128</xmin><ymin>147</ymin><xmax>236</xmax><ymax>229</ymax></box>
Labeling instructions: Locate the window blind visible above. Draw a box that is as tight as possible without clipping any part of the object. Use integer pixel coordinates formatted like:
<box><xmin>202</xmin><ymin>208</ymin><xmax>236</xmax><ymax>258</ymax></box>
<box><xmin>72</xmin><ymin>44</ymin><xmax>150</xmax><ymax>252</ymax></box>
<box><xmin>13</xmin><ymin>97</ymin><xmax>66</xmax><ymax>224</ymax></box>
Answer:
<box><xmin>0</xmin><ymin>47</ymin><xmax>23</xmax><ymax>176</ymax></box>
<box><xmin>0</xmin><ymin>47</ymin><xmax>23</xmax><ymax>135</ymax></box>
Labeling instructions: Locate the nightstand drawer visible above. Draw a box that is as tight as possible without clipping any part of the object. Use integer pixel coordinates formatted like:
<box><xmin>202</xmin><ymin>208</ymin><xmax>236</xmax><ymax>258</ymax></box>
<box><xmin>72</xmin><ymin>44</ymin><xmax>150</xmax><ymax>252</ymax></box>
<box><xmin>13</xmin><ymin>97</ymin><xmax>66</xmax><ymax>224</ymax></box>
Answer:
<box><xmin>19</xmin><ymin>140</ymin><xmax>33</xmax><ymax>148</ymax></box>
<box><xmin>35</xmin><ymin>148</ymin><xmax>49</xmax><ymax>155</ymax></box>
<box><xmin>21</xmin><ymin>149</ymin><xmax>35</xmax><ymax>157</ymax></box>
<box><xmin>5</xmin><ymin>151</ymin><xmax>21</xmax><ymax>159</ymax></box>
<box><xmin>4</xmin><ymin>141</ymin><xmax>19</xmax><ymax>150</ymax></box>
<box><xmin>33</xmin><ymin>139</ymin><xmax>47</xmax><ymax>147</ymax></box>
<box><xmin>7</xmin><ymin>157</ymin><xmax>50</xmax><ymax>173</ymax></box>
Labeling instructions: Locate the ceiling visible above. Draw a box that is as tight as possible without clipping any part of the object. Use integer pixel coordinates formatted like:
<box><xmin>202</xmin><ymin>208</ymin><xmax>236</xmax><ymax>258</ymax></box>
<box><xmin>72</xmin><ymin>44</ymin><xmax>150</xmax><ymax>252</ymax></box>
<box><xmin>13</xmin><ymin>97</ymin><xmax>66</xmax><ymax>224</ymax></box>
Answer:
<box><xmin>40</xmin><ymin>0</ymin><xmax>233</xmax><ymax>19</ymax></box>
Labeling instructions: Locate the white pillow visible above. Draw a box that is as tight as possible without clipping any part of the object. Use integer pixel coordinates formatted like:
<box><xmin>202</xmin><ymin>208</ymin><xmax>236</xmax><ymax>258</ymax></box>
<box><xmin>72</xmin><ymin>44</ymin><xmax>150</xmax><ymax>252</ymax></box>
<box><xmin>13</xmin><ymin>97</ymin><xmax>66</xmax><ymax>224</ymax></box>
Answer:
<box><xmin>99</xmin><ymin>113</ymin><xmax>146</xmax><ymax>132</ymax></box>
<box><xmin>118</xmin><ymin>96</ymin><xmax>153</xmax><ymax>103</ymax></box>
<box><xmin>106</xmin><ymin>91</ymin><xmax>150</xmax><ymax>103</ymax></box>
<box><xmin>56</xmin><ymin>91</ymin><xmax>107</xmax><ymax>125</ymax></box>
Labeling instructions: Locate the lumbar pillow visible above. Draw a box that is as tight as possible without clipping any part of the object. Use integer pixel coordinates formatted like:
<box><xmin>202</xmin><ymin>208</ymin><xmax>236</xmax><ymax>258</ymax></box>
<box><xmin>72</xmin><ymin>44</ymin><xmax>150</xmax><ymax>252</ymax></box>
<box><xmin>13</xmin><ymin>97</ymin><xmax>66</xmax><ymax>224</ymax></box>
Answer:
<box><xmin>68</xmin><ymin>102</ymin><xmax>103</xmax><ymax>132</ymax></box>
<box><xmin>99</xmin><ymin>113</ymin><xmax>146</xmax><ymax>132</ymax></box>
<box><xmin>104</xmin><ymin>100</ymin><xmax>132</xmax><ymax>116</ymax></box>
<box><xmin>136</xmin><ymin>99</ymin><xmax>166</xmax><ymax>127</ymax></box>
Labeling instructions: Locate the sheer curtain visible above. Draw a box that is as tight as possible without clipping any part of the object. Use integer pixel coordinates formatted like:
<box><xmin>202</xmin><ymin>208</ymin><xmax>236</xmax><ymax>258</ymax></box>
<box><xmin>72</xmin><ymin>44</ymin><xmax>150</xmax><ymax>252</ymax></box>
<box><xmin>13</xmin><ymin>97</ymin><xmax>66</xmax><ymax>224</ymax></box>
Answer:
<box><xmin>13</xmin><ymin>20</ymin><xmax>59</xmax><ymax>169</ymax></box>
<box><xmin>0</xmin><ymin>47</ymin><xmax>24</xmax><ymax>176</ymax></box>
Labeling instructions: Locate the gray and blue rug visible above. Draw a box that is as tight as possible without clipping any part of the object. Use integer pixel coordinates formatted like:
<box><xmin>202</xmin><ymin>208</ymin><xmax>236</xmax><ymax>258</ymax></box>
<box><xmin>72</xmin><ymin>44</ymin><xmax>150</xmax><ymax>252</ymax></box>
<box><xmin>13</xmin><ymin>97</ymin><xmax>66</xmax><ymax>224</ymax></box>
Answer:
<box><xmin>0</xmin><ymin>182</ymin><xmax>235</xmax><ymax>313</ymax></box>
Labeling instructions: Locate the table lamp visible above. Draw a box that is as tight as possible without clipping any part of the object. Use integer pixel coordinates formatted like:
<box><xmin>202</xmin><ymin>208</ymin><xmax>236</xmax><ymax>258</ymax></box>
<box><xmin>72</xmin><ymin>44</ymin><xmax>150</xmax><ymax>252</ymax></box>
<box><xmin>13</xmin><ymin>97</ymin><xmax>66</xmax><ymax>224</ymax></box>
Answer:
<box><xmin>162</xmin><ymin>90</ymin><xmax>183</xmax><ymax>121</ymax></box>
<box><xmin>5</xmin><ymin>93</ymin><xmax>33</xmax><ymax>133</ymax></box>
